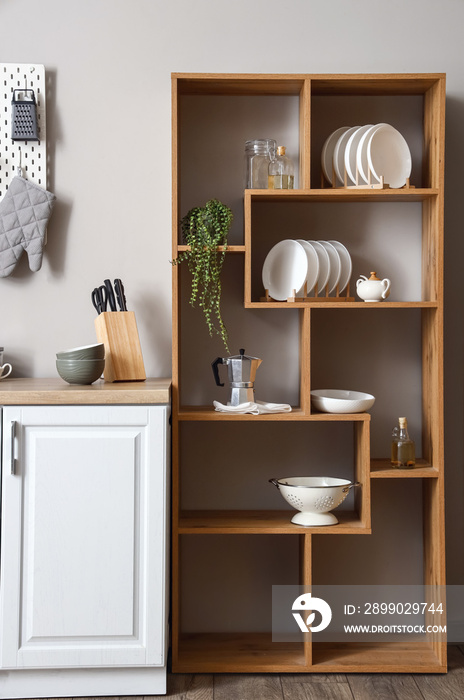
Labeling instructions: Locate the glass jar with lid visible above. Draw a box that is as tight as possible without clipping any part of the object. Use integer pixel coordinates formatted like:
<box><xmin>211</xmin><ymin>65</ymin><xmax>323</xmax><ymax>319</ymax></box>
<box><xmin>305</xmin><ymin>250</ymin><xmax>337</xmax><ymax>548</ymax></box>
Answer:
<box><xmin>245</xmin><ymin>139</ymin><xmax>276</xmax><ymax>189</ymax></box>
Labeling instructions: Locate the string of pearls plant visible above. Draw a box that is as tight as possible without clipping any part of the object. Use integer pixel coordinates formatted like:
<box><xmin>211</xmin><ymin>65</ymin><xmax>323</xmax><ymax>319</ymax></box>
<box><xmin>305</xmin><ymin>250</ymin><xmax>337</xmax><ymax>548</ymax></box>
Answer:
<box><xmin>172</xmin><ymin>199</ymin><xmax>233</xmax><ymax>351</ymax></box>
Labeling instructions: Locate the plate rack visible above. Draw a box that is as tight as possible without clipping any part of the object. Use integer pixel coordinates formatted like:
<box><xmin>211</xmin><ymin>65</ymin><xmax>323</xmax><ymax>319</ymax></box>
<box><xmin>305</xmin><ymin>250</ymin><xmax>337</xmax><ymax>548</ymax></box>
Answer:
<box><xmin>322</xmin><ymin>164</ymin><xmax>414</xmax><ymax>191</ymax></box>
<box><xmin>262</xmin><ymin>280</ymin><xmax>354</xmax><ymax>303</ymax></box>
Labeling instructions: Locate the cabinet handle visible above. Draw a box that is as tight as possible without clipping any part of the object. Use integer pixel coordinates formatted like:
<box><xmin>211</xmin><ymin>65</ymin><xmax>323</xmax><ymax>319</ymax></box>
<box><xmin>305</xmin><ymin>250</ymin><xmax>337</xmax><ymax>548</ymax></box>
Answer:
<box><xmin>10</xmin><ymin>420</ymin><xmax>16</xmax><ymax>475</ymax></box>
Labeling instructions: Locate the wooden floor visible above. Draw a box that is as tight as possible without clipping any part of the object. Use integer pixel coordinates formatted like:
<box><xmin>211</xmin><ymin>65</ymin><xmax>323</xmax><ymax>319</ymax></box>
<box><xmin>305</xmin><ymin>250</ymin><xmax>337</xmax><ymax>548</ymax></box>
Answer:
<box><xmin>159</xmin><ymin>645</ymin><xmax>464</xmax><ymax>700</ymax></box>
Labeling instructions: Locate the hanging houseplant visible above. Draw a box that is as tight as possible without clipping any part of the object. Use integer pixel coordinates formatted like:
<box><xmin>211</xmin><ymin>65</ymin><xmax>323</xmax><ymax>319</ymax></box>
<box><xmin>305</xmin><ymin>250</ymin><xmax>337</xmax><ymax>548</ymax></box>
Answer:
<box><xmin>172</xmin><ymin>199</ymin><xmax>233</xmax><ymax>351</ymax></box>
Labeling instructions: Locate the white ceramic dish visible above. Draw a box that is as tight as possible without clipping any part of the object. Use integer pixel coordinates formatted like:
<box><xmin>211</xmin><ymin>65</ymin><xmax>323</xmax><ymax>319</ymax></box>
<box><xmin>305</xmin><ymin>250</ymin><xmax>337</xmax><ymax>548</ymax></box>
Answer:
<box><xmin>269</xmin><ymin>476</ymin><xmax>358</xmax><ymax>526</ymax></box>
<box><xmin>328</xmin><ymin>240</ymin><xmax>352</xmax><ymax>293</ymax></box>
<box><xmin>367</xmin><ymin>124</ymin><xmax>412</xmax><ymax>188</ymax></box>
<box><xmin>344</xmin><ymin>124</ymin><xmax>373</xmax><ymax>185</ymax></box>
<box><xmin>333</xmin><ymin>126</ymin><xmax>359</xmax><ymax>185</ymax></box>
<box><xmin>319</xmin><ymin>241</ymin><xmax>341</xmax><ymax>293</ymax></box>
<box><xmin>295</xmin><ymin>239</ymin><xmax>319</xmax><ymax>294</ymax></box>
<box><xmin>321</xmin><ymin>126</ymin><xmax>350</xmax><ymax>184</ymax></box>
<box><xmin>311</xmin><ymin>389</ymin><xmax>375</xmax><ymax>414</ymax></box>
<box><xmin>262</xmin><ymin>240</ymin><xmax>308</xmax><ymax>301</ymax></box>
<box><xmin>307</xmin><ymin>240</ymin><xmax>330</xmax><ymax>294</ymax></box>
<box><xmin>356</xmin><ymin>123</ymin><xmax>385</xmax><ymax>184</ymax></box>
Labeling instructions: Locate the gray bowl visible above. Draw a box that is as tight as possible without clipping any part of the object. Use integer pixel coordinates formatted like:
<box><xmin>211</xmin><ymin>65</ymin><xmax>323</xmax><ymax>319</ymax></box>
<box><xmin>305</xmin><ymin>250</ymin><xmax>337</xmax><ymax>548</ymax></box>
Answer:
<box><xmin>56</xmin><ymin>343</ymin><xmax>105</xmax><ymax>361</ymax></box>
<box><xmin>56</xmin><ymin>358</ymin><xmax>105</xmax><ymax>385</ymax></box>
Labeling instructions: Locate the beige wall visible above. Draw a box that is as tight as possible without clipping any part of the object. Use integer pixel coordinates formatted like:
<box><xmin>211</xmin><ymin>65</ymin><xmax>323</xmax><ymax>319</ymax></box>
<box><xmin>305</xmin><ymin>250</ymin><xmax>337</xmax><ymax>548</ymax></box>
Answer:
<box><xmin>2</xmin><ymin>0</ymin><xmax>463</xmax><ymax>608</ymax></box>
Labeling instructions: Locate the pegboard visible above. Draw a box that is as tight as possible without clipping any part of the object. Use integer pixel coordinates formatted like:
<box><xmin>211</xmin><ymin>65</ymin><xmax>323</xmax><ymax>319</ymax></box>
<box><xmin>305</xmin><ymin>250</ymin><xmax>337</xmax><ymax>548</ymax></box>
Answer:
<box><xmin>0</xmin><ymin>63</ymin><xmax>47</xmax><ymax>201</ymax></box>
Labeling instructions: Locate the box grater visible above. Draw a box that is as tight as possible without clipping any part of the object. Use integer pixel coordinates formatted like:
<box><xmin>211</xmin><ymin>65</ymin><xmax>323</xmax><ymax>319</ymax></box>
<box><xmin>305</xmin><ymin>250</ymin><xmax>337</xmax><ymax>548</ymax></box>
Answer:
<box><xmin>11</xmin><ymin>89</ymin><xmax>39</xmax><ymax>141</ymax></box>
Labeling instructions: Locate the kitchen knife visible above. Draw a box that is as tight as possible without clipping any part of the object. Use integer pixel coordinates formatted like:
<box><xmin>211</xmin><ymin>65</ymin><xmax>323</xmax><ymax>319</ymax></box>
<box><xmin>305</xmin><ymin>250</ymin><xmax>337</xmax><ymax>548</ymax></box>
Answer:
<box><xmin>104</xmin><ymin>279</ymin><xmax>117</xmax><ymax>311</ymax></box>
<box><xmin>114</xmin><ymin>278</ymin><xmax>128</xmax><ymax>311</ymax></box>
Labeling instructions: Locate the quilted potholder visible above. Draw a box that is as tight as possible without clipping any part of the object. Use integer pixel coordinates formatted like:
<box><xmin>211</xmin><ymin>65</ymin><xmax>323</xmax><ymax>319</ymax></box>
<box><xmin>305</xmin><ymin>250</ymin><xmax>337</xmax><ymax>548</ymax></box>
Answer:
<box><xmin>0</xmin><ymin>175</ymin><xmax>56</xmax><ymax>277</ymax></box>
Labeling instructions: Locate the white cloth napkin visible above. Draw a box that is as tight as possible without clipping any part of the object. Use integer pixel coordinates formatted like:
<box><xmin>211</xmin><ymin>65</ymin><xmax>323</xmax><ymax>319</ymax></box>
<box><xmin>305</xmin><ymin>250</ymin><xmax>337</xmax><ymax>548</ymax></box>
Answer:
<box><xmin>213</xmin><ymin>399</ymin><xmax>292</xmax><ymax>415</ymax></box>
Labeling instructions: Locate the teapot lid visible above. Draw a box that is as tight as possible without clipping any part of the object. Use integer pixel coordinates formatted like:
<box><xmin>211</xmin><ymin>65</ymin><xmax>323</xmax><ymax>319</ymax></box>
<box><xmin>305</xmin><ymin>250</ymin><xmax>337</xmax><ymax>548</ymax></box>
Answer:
<box><xmin>368</xmin><ymin>271</ymin><xmax>381</xmax><ymax>281</ymax></box>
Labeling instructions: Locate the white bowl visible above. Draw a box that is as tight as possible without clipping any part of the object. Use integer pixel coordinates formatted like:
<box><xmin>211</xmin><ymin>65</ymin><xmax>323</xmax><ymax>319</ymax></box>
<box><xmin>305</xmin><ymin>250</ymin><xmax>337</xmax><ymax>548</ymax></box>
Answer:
<box><xmin>270</xmin><ymin>476</ymin><xmax>358</xmax><ymax>526</ymax></box>
<box><xmin>310</xmin><ymin>389</ymin><xmax>375</xmax><ymax>414</ymax></box>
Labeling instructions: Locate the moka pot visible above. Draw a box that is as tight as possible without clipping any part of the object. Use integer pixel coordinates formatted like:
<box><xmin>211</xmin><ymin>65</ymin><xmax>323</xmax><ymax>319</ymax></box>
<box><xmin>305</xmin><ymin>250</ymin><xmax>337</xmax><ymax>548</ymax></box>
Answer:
<box><xmin>212</xmin><ymin>348</ymin><xmax>262</xmax><ymax>406</ymax></box>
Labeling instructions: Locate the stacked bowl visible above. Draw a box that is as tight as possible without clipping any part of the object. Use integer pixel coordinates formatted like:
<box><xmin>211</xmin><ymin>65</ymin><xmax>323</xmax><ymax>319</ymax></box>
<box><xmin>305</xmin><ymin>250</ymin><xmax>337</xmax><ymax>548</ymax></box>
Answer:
<box><xmin>56</xmin><ymin>343</ymin><xmax>105</xmax><ymax>384</ymax></box>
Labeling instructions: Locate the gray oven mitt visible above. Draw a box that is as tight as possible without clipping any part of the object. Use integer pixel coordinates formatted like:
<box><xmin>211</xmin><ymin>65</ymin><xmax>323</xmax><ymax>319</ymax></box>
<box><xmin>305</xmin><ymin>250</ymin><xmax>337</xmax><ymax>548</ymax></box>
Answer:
<box><xmin>0</xmin><ymin>175</ymin><xmax>56</xmax><ymax>277</ymax></box>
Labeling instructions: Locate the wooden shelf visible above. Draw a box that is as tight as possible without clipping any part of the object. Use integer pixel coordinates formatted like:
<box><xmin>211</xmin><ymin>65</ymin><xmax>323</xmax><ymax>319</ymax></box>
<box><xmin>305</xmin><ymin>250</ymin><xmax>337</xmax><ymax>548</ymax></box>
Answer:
<box><xmin>178</xmin><ymin>510</ymin><xmax>370</xmax><ymax>535</ymax></box>
<box><xmin>176</xmin><ymin>407</ymin><xmax>371</xmax><ymax>422</ymax></box>
<box><xmin>245</xmin><ymin>301</ymin><xmax>439</xmax><ymax>310</ymax></box>
<box><xmin>371</xmin><ymin>458</ymin><xmax>439</xmax><ymax>478</ymax></box>
<box><xmin>311</xmin><ymin>641</ymin><xmax>445</xmax><ymax>673</ymax></box>
<box><xmin>176</xmin><ymin>244</ymin><xmax>245</xmax><ymax>253</ymax></box>
<box><xmin>175</xmin><ymin>634</ymin><xmax>445</xmax><ymax>674</ymax></box>
<box><xmin>176</xmin><ymin>633</ymin><xmax>306</xmax><ymax>673</ymax></box>
<box><xmin>246</xmin><ymin>188</ymin><xmax>439</xmax><ymax>202</ymax></box>
<box><xmin>174</xmin><ymin>72</ymin><xmax>444</xmax><ymax>97</ymax></box>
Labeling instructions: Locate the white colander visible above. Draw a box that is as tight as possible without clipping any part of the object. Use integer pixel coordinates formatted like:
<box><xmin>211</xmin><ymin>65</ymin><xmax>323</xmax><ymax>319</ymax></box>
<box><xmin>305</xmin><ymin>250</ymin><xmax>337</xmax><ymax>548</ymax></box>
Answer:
<box><xmin>269</xmin><ymin>476</ymin><xmax>359</xmax><ymax>526</ymax></box>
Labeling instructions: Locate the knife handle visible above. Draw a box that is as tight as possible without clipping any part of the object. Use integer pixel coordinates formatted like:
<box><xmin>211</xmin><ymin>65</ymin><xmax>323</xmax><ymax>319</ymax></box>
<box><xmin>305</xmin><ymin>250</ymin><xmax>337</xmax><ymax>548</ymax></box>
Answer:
<box><xmin>114</xmin><ymin>278</ymin><xmax>127</xmax><ymax>311</ymax></box>
<box><xmin>104</xmin><ymin>279</ymin><xmax>117</xmax><ymax>311</ymax></box>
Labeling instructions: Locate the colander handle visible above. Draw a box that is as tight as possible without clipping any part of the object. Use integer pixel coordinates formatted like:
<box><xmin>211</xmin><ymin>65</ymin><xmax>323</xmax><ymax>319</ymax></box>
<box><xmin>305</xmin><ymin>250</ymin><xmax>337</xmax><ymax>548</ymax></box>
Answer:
<box><xmin>343</xmin><ymin>481</ymin><xmax>361</xmax><ymax>493</ymax></box>
<box><xmin>269</xmin><ymin>478</ymin><xmax>280</xmax><ymax>488</ymax></box>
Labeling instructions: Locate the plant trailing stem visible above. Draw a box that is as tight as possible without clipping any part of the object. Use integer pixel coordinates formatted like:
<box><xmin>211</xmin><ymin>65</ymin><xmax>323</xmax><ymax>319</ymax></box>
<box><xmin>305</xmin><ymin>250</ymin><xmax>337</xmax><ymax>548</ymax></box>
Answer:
<box><xmin>171</xmin><ymin>199</ymin><xmax>233</xmax><ymax>351</ymax></box>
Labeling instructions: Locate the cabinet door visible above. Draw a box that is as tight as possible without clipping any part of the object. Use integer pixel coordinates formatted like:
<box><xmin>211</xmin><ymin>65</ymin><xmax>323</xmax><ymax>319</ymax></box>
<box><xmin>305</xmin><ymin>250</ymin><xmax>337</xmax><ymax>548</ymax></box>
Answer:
<box><xmin>0</xmin><ymin>405</ymin><xmax>169</xmax><ymax>669</ymax></box>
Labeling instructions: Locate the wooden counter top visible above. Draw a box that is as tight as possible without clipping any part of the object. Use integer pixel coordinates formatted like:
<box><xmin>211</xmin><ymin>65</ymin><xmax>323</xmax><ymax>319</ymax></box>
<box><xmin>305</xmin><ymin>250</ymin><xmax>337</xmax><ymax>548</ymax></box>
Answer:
<box><xmin>0</xmin><ymin>378</ymin><xmax>171</xmax><ymax>405</ymax></box>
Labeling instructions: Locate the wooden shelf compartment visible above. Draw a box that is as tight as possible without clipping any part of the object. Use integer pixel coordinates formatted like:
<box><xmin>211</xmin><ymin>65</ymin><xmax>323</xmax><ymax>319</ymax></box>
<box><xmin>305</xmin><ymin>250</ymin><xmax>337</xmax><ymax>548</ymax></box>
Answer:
<box><xmin>175</xmin><ymin>635</ymin><xmax>445</xmax><ymax>674</ymax></box>
<box><xmin>176</xmin><ymin>633</ymin><xmax>306</xmax><ymax>673</ymax></box>
<box><xmin>311</xmin><ymin>641</ymin><xmax>446</xmax><ymax>673</ymax></box>
<box><xmin>370</xmin><ymin>458</ymin><xmax>439</xmax><ymax>478</ymax></box>
<box><xmin>244</xmin><ymin>194</ymin><xmax>442</xmax><ymax>307</ymax></box>
<box><xmin>177</xmin><ymin>510</ymin><xmax>370</xmax><ymax>535</ymax></box>
<box><xmin>311</xmin><ymin>75</ymin><xmax>444</xmax><ymax>190</ymax></box>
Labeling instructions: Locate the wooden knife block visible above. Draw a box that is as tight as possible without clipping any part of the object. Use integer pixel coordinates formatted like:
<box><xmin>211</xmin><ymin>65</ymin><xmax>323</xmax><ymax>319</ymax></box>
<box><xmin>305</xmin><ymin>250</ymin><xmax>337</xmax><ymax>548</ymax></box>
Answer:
<box><xmin>94</xmin><ymin>311</ymin><xmax>146</xmax><ymax>382</ymax></box>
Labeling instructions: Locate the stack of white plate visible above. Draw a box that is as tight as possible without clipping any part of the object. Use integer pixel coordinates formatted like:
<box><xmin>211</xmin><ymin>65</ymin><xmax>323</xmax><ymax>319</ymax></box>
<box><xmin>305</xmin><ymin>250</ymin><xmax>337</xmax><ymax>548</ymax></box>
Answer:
<box><xmin>262</xmin><ymin>239</ymin><xmax>352</xmax><ymax>301</ymax></box>
<box><xmin>321</xmin><ymin>123</ymin><xmax>412</xmax><ymax>188</ymax></box>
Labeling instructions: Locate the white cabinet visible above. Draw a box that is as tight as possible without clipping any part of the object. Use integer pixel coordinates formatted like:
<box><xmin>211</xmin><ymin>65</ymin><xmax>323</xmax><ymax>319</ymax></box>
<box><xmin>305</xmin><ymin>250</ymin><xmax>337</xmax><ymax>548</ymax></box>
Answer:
<box><xmin>0</xmin><ymin>402</ymin><xmax>169</xmax><ymax>697</ymax></box>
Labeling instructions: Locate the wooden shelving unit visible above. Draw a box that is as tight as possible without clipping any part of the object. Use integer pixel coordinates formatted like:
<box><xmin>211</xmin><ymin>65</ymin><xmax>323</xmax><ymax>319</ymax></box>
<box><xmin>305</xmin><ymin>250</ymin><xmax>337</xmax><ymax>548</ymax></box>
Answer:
<box><xmin>172</xmin><ymin>73</ymin><xmax>446</xmax><ymax>673</ymax></box>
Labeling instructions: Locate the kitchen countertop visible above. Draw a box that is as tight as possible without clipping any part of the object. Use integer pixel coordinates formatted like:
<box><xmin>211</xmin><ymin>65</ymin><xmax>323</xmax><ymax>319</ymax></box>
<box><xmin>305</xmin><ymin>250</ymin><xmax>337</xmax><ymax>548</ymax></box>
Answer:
<box><xmin>0</xmin><ymin>378</ymin><xmax>171</xmax><ymax>405</ymax></box>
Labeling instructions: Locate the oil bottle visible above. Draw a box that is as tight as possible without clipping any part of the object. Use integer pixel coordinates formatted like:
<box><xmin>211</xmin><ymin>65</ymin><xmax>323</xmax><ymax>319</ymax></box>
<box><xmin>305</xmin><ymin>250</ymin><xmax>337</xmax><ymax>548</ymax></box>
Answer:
<box><xmin>391</xmin><ymin>417</ymin><xmax>415</xmax><ymax>468</ymax></box>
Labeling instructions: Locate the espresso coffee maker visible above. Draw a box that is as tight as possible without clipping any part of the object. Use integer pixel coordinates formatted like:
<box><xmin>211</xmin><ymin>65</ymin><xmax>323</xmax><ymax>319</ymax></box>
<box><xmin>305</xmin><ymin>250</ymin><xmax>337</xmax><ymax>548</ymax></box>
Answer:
<box><xmin>212</xmin><ymin>348</ymin><xmax>262</xmax><ymax>406</ymax></box>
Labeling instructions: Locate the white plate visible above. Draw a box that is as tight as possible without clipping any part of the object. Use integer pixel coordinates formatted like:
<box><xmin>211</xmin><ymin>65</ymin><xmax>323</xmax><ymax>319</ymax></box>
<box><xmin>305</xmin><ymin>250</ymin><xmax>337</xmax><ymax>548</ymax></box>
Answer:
<box><xmin>356</xmin><ymin>123</ymin><xmax>385</xmax><ymax>184</ymax></box>
<box><xmin>367</xmin><ymin>124</ymin><xmax>412</xmax><ymax>188</ymax></box>
<box><xmin>296</xmin><ymin>240</ymin><xmax>319</xmax><ymax>294</ymax></box>
<box><xmin>321</xmin><ymin>127</ymin><xmax>350</xmax><ymax>185</ymax></box>
<box><xmin>262</xmin><ymin>240</ymin><xmax>308</xmax><ymax>301</ymax></box>
<box><xmin>327</xmin><ymin>240</ymin><xmax>352</xmax><ymax>293</ymax></box>
<box><xmin>344</xmin><ymin>125</ymin><xmax>373</xmax><ymax>185</ymax></box>
<box><xmin>333</xmin><ymin>126</ymin><xmax>360</xmax><ymax>185</ymax></box>
<box><xmin>307</xmin><ymin>240</ymin><xmax>330</xmax><ymax>294</ymax></box>
<box><xmin>319</xmin><ymin>241</ymin><xmax>341</xmax><ymax>293</ymax></box>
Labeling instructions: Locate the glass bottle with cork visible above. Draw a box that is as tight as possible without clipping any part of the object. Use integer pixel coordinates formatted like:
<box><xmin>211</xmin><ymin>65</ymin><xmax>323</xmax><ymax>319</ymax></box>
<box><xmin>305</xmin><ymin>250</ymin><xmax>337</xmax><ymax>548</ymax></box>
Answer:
<box><xmin>268</xmin><ymin>146</ymin><xmax>294</xmax><ymax>189</ymax></box>
<box><xmin>391</xmin><ymin>417</ymin><xmax>415</xmax><ymax>468</ymax></box>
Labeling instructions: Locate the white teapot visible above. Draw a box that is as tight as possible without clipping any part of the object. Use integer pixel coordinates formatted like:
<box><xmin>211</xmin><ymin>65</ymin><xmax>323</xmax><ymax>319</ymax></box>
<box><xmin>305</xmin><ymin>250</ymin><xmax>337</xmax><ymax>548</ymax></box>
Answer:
<box><xmin>356</xmin><ymin>271</ymin><xmax>391</xmax><ymax>302</ymax></box>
